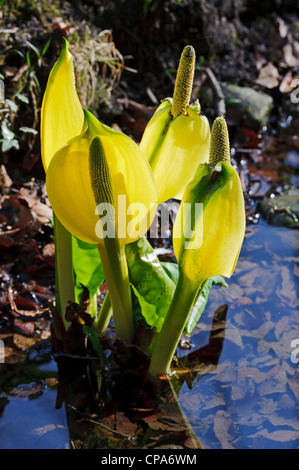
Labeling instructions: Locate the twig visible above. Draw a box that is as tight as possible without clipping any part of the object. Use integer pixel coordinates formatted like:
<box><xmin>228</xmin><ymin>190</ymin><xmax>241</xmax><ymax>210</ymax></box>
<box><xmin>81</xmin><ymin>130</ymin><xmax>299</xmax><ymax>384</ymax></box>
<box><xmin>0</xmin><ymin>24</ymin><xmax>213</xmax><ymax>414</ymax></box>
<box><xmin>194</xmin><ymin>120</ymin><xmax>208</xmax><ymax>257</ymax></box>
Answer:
<box><xmin>202</xmin><ymin>66</ymin><xmax>226</xmax><ymax>117</ymax></box>
<box><xmin>67</xmin><ymin>404</ymin><xmax>137</xmax><ymax>440</ymax></box>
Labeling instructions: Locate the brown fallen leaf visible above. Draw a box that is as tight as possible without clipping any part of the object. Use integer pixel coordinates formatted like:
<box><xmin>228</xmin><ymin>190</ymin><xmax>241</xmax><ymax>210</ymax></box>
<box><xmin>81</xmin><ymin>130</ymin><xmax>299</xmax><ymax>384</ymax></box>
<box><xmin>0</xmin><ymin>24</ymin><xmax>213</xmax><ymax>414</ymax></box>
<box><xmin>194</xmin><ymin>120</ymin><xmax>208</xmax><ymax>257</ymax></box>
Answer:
<box><xmin>13</xmin><ymin>318</ymin><xmax>35</xmax><ymax>336</ymax></box>
<box><xmin>31</xmin><ymin>202</ymin><xmax>52</xmax><ymax>224</ymax></box>
<box><xmin>255</xmin><ymin>53</ymin><xmax>267</xmax><ymax>71</ymax></box>
<box><xmin>112</xmin><ymin>411</ymin><xmax>139</xmax><ymax>437</ymax></box>
<box><xmin>293</xmin><ymin>264</ymin><xmax>299</xmax><ymax>278</ymax></box>
<box><xmin>279</xmin><ymin>71</ymin><xmax>299</xmax><ymax>93</ymax></box>
<box><xmin>274</xmin><ymin>316</ymin><xmax>290</xmax><ymax>340</ymax></box>
<box><xmin>277</xmin><ymin>18</ymin><xmax>288</xmax><ymax>38</ymax></box>
<box><xmin>213</xmin><ymin>410</ymin><xmax>235</xmax><ymax>449</ymax></box>
<box><xmin>7</xmin><ymin>382</ymin><xmax>44</xmax><ymax>398</ymax></box>
<box><xmin>255</xmin><ymin>62</ymin><xmax>279</xmax><ymax>88</ymax></box>
<box><xmin>0</xmin><ymin>165</ymin><xmax>12</xmax><ymax>193</ymax></box>
<box><xmin>276</xmin><ymin>266</ymin><xmax>299</xmax><ymax>308</ymax></box>
<box><xmin>288</xmin><ymin>376</ymin><xmax>299</xmax><ymax>402</ymax></box>
<box><xmin>4</xmin><ymin>65</ymin><xmax>18</xmax><ymax>78</ymax></box>
<box><xmin>13</xmin><ymin>333</ymin><xmax>40</xmax><ymax>350</ymax></box>
<box><xmin>238</xmin><ymin>364</ymin><xmax>281</xmax><ymax>384</ymax></box>
<box><xmin>283</xmin><ymin>40</ymin><xmax>299</xmax><ymax>67</ymax></box>
<box><xmin>268</xmin><ymin>413</ymin><xmax>299</xmax><ymax>431</ymax></box>
<box><xmin>249</xmin><ymin>429</ymin><xmax>299</xmax><ymax>442</ymax></box>
<box><xmin>18</xmin><ymin>187</ymin><xmax>52</xmax><ymax>224</ymax></box>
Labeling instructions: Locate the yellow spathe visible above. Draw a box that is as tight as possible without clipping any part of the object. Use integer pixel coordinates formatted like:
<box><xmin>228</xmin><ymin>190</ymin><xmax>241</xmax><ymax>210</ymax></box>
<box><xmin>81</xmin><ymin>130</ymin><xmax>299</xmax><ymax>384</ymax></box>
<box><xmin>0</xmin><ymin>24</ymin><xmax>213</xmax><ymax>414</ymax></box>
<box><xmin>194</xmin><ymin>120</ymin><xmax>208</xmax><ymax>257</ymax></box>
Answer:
<box><xmin>173</xmin><ymin>162</ymin><xmax>246</xmax><ymax>284</ymax></box>
<box><xmin>140</xmin><ymin>99</ymin><xmax>210</xmax><ymax>204</ymax></box>
<box><xmin>40</xmin><ymin>38</ymin><xmax>84</xmax><ymax>172</ymax></box>
<box><xmin>46</xmin><ymin>110</ymin><xmax>158</xmax><ymax>245</ymax></box>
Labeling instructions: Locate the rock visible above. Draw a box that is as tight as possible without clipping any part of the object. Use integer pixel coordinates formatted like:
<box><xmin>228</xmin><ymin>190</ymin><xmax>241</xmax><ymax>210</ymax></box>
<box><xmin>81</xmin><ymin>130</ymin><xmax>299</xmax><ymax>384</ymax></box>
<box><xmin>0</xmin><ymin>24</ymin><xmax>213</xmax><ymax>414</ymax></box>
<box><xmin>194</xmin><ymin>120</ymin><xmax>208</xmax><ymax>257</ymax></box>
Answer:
<box><xmin>258</xmin><ymin>194</ymin><xmax>299</xmax><ymax>229</ymax></box>
<box><xmin>221</xmin><ymin>82</ymin><xmax>273</xmax><ymax>131</ymax></box>
<box><xmin>214</xmin><ymin>17</ymin><xmax>239</xmax><ymax>54</ymax></box>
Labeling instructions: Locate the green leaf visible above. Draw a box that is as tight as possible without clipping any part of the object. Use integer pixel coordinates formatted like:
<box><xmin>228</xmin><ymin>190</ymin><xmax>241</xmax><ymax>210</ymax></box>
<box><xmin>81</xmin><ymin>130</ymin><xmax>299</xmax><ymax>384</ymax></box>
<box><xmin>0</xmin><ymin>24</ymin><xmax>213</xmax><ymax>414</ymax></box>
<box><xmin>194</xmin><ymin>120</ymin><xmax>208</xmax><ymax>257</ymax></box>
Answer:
<box><xmin>160</xmin><ymin>261</ymin><xmax>179</xmax><ymax>284</ymax></box>
<box><xmin>184</xmin><ymin>275</ymin><xmax>228</xmax><ymax>335</ymax></box>
<box><xmin>160</xmin><ymin>261</ymin><xmax>228</xmax><ymax>335</ymax></box>
<box><xmin>125</xmin><ymin>237</ymin><xmax>175</xmax><ymax>332</ymax></box>
<box><xmin>25</xmin><ymin>40</ymin><xmax>42</xmax><ymax>66</ymax></box>
<box><xmin>72</xmin><ymin>236</ymin><xmax>104</xmax><ymax>305</ymax></box>
<box><xmin>226</xmin><ymin>98</ymin><xmax>241</xmax><ymax>105</ymax></box>
<box><xmin>131</xmin><ymin>284</ymin><xmax>158</xmax><ymax>326</ymax></box>
<box><xmin>42</xmin><ymin>38</ymin><xmax>52</xmax><ymax>57</ymax></box>
<box><xmin>83</xmin><ymin>325</ymin><xmax>104</xmax><ymax>366</ymax></box>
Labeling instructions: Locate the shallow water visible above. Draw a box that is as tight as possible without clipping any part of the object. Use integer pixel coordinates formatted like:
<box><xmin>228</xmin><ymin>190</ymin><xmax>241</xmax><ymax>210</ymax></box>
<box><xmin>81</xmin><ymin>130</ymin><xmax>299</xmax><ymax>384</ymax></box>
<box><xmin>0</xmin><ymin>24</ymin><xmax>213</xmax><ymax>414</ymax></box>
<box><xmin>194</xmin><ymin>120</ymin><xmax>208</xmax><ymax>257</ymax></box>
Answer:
<box><xmin>0</xmin><ymin>359</ymin><xmax>70</xmax><ymax>449</ymax></box>
<box><xmin>0</xmin><ymin>221</ymin><xmax>298</xmax><ymax>449</ymax></box>
<box><xmin>178</xmin><ymin>221</ymin><xmax>299</xmax><ymax>449</ymax></box>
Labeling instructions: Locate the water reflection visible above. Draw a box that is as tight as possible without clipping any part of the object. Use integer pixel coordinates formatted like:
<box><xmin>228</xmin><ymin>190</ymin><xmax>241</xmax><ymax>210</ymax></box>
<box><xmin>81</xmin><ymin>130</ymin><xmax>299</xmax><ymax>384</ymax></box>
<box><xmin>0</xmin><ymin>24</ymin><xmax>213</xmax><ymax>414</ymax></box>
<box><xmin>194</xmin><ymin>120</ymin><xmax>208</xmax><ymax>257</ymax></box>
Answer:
<box><xmin>0</xmin><ymin>222</ymin><xmax>298</xmax><ymax>449</ymax></box>
<box><xmin>0</xmin><ymin>360</ymin><xmax>70</xmax><ymax>449</ymax></box>
<box><xmin>178</xmin><ymin>221</ymin><xmax>299</xmax><ymax>449</ymax></box>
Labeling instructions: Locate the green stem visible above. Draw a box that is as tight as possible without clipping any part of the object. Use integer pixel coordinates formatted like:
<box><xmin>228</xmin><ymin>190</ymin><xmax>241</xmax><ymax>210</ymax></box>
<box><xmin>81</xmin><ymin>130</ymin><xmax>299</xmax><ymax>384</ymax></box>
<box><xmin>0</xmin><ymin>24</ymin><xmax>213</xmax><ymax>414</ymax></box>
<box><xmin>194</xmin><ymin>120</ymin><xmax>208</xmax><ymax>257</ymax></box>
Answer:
<box><xmin>148</xmin><ymin>271</ymin><xmax>202</xmax><ymax>376</ymax></box>
<box><xmin>93</xmin><ymin>291</ymin><xmax>112</xmax><ymax>336</ymax></box>
<box><xmin>53</xmin><ymin>213</ymin><xmax>75</xmax><ymax>331</ymax></box>
<box><xmin>97</xmin><ymin>238</ymin><xmax>134</xmax><ymax>344</ymax></box>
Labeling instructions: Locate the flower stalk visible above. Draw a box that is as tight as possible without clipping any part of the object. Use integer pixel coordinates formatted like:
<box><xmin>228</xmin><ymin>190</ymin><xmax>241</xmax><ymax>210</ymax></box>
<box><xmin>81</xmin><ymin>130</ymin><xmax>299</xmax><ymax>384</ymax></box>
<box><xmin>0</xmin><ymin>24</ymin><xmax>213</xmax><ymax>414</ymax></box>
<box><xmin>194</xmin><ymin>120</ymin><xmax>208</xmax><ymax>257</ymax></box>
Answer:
<box><xmin>148</xmin><ymin>268</ymin><xmax>201</xmax><ymax>376</ymax></box>
<box><xmin>53</xmin><ymin>214</ymin><xmax>74</xmax><ymax>331</ymax></box>
<box><xmin>88</xmin><ymin>135</ymin><xmax>134</xmax><ymax>343</ymax></box>
<box><xmin>97</xmin><ymin>240</ymin><xmax>134</xmax><ymax>344</ymax></box>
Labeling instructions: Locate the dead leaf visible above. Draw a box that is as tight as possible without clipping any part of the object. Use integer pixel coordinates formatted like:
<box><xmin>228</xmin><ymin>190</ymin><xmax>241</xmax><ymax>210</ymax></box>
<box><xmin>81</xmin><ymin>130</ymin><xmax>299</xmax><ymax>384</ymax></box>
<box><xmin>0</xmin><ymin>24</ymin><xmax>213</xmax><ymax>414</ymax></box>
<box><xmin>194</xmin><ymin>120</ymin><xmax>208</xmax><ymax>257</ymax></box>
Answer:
<box><xmin>13</xmin><ymin>319</ymin><xmax>35</xmax><ymax>335</ymax></box>
<box><xmin>274</xmin><ymin>316</ymin><xmax>290</xmax><ymax>340</ymax></box>
<box><xmin>288</xmin><ymin>376</ymin><xmax>299</xmax><ymax>402</ymax></box>
<box><xmin>248</xmin><ymin>166</ymin><xmax>279</xmax><ymax>183</ymax></box>
<box><xmin>13</xmin><ymin>333</ymin><xmax>40</xmax><ymax>350</ymax></box>
<box><xmin>238</xmin><ymin>364</ymin><xmax>281</xmax><ymax>384</ymax></box>
<box><xmin>225</xmin><ymin>325</ymin><xmax>244</xmax><ymax>348</ymax></box>
<box><xmin>249</xmin><ymin>429</ymin><xmax>299</xmax><ymax>442</ymax></box>
<box><xmin>280</xmin><ymin>71</ymin><xmax>298</xmax><ymax>93</ymax></box>
<box><xmin>113</xmin><ymin>411</ymin><xmax>139</xmax><ymax>436</ymax></box>
<box><xmin>283</xmin><ymin>40</ymin><xmax>299</xmax><ymax>67</ymax></box>
<box><xmin>277</xmin><ymin>18</ymin><xmax>288</xmax><ymax>38</ymax></box>
<box><xmin>4</xmin><ymin>66</ymin><xmax>18</xmax><ymax>78</ymax></box>
<box><xmin>255</xmin><ymin>63</ymin><xmax>279</xmax><ymax>88</ymax></box>
<box><xmin>42</xmin><ymin>243</ymin><xmax>55</xmax><ymax>257</ymax></box>
<box><xmin>213</xmin><ymin>410</ymin><xmax>235</xmax><ymax>449</ymax></box>
<box><xmin>268</xmin><ymin>413</ymin><xmax>299</xmax><ymax>431</ymax></box>
<box><xmin>276</xmin><ymin>266</ymin><xmax>299</xmax><ymax>308</ymax></box>
<box><xmin>255</xmin><ymin>53</ymin><xmax>267</xmax><ymax>71</ymax></box>
<box><xmin>18</xmin><ymin>187</ymin><xmax>52</xmax><ymax>224</ymax></box>
<box><xmin>7</xmin><ymin>382</ymin><xmax>43</xmax><ymax>398</ymax></box>
<box><xmin>201</xmin><ymin>393</ymin><xmax>226</xmax><ymax>410</ymax></box>
<box><xmin>0</xmin><ymin>165</ymin><xmax>12</xmax><ymax>193</ymax></box>
<box><xmin>31</xmin><ymin>201</ymin><xmax>52</xmax><ymax>224</ymax></box>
